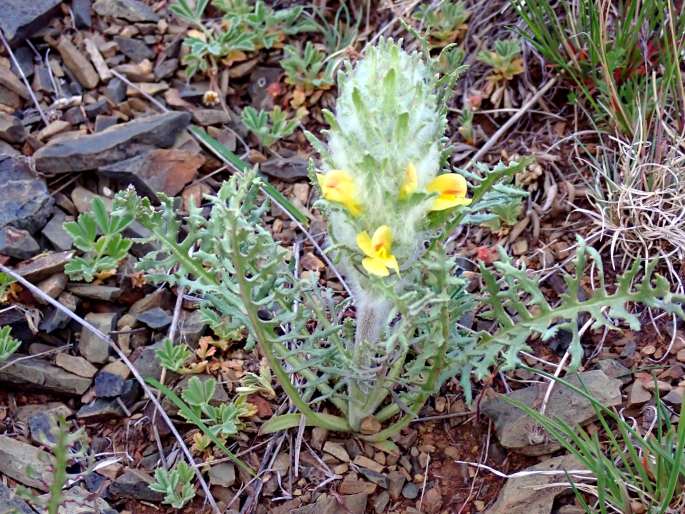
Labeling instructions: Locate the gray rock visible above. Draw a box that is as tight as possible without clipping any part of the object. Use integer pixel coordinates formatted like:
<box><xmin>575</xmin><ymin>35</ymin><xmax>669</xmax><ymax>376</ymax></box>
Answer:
<box><xmin>0</xmin><ymin>435</ymin><xmax>54</xmax><ymax>491</ymax></box>
<box><xmin>629</xmin><ymin>380</ymin><xmax>651</xmax><ymax>406</ymax></box>
<box><xmin>94</xmin><ymin>115</ymin><xmax>118</xmax><ymax>132</ymax></box>
<box><xmin>93</xmin><ymin>0</ymin><xmax>160</xmax><ymax>22</ymax></box>
<box><xmin>14</xmin><ymin>251</ymin><xmax>74</xmax><ymax>281</ymax></box>
<box><xmin>401</xmin><ymin>482</ymin><xmax>418</xmax><ymax>500</ymax></box>
<box><xmin>98</xmin><ymin>148</ymin><xmax>204</xmax><ymax>198</ymax></box>
<box><xmin>120</xmin><ymin>378</ymin><xmax>141</xmax><ymax>406</ymax></box>
<box><xmin>136</xmin><ymin>307</ymin><xmax>172</xmax><ymax>329</ymax></box>
<box><xmin>0</xmin><ymin>67</ymin><xmax>29</xmax><ymax>100</ymax></box>
<box><xmin>41</xmin><ymin>211</ymin><xmax>74</xmax><ymax>251</ymax></box>
<box><xmin>1</xmin><ymin>0</ymin><xmax>63</xmax><ymax>45</ymax></box>
<box><xmin>40</xmin><ymin>291</ymin><xmax>78</xmax><ymax>333</ymax></box>
<box><xmin>192</xmin><ymin>109</ymin><xmax>231</xmax><ymax>126</ymax></box>
<box><xmin>596</xmin><ymin>359</ymin><xmax>632</xmax><ymax>384</ymax></box>
<box><xmin>0</xmin><ymin>355</ymin><xmax>91</xmax><ymax>395</ymax></box>
<box><xmin>291</xmin><ymin>493</ymin><xmax>367</xmax><ymax>514</ymax></box>
<box><xmin>55</xmin><ymin>352</ymin><xmax>98</xmax><ymax>378</ymax></box>
<box><xmin>387</xmin><ymin>470</ymin><xmax>405</xmax><ymax>500</ymax></box>
<box><xmin>104</xmin><ymin>78</ymin><xmax>127</xmax><ymax>103</ymax></box>
<box><xmin>109</xmin><ymin>468</ymin><xmax>163</xmax><ymax>502</ymax></box>
<box><xmin>115</xmin><ymin>36</ymin><xmax>154</xmax><ymax>62</ymax></box>
<box><xmin>15</xmin><ymin>402</ymin><xmax>72</xmax><ymax>424</ymax></box>
<box><xmin>11</xmin><ymin>47</ymin><xmax>34</xmax><ymax>79</ymax></box>
<box><xmin>154</xmin><ymin>58</ymin><xmax>178</xmax><ymax>80</ymax></box>
<box><xmin>79</xmin><ymin>312</ymin><xmax>116</xmax><ymax>364</ymax></box>
<box><xmin>94</xmin><ymin>371</ymin><xmax>125</xmax><ymax>398</ymax></box>
<box><xmin>76</xmin><ymin>398</ymin><xmax>125</xmax><ymax>420</ymax></box>
<box><xmin>373</xmin><ymin>491</ymin><xmax>390</xmax><ymax>514</ymax></box>
<box><xmin>0</xmin><ymin>113</ymin><xmax>26</xmax><ymax>143</ymax></box>
<box><xmin>485</xmin><ymin>455</ymin><xmax>583</xmax><ymax>514</ymax></box>
<box><xmin>72</xmin><ymin>0</ymin><xmax>92</xmax><ymax>28</ymax></box>
<box><xmin>261</xmin><ymin>156</ymin><xmax>309</xmax><ymax>183</ymax></box>
<box><xmin>131</xmin><ymin>340</ymin><xmax>165</xmax><ymax>381</ymax></box>
<box><xmin>179</xmin><ymin>309</ymin><xmax>207</xmax><ymax>347</ymax></box>
<box><xmin>55</xmin><ymin>36</ymin><xmax>99</xmax><ymax>89</ymax></box>
<box><xmin>84</xmin><ymin>99</ymin><xmax>109</xmax><ymax>119</ymax></box>
<box><xmin>129</xmin><ymin>288</ymin><xmax>169</xmax><ymax>314</ymax></box>
<box><xmin>0</xmin><ymin>156</ymin><xmax>53</xmax><ymax>233</ymax></box>
<box><xmin>209</xmin><ymin>462</ymin><xmax>236</xmax><ymax>487</ymax></box>
<box><xmin>28</xmin><ymin>412</ymin><xmax>60</xmax><ymax>446</ymax></box>
<box><xmin>0</xmin><ymin>226</ymin><xmax>40</xmax><ymax>258</ymax></box>
<box><xmin>0</xmin><ymin>481</ymin><xmax>35</xmax><ymax>514</ymax></box>
<box><xmin>64</xmin><ymin>106</ymin><xmax>86</xmax><ymax>125</ymax></box>
<box><xmin>69</xmin><ymin>284</ymin><xmax>122</xmax><ymax>302</ymax></box>
<box><xmin>482</xmin><ymin>370</ymin><xmax>622</xmax><ymax>455</ymax></box>
<box><xmin>0</xmin><ymin>139</ymin><xmax>20</xmax><ymax>156</ymax></box>
<box><xmin>37</xmin><ymin>272</ymin><xmax>67</xmax><ymax>299</ymax></box>
<box><xmin>34</xmin><ymin>111</ymin><xmax>191</xmax><ymax>173</ymax></box>
<box><xmin>37</xmin><ymin>485</ymin><xmax>117</xmax><ymax>514</ymax></box>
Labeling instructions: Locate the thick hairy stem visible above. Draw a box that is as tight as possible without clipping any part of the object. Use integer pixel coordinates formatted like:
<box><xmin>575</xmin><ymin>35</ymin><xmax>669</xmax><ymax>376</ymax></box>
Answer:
<box><xmin>360</xmin><ymin>303</ymin><xmax>450</xmax><ymax>442</ymax></box>
<box><xmin>348</xmin><ymin>295</ymin><xmax>392</xmax><ymax>430</ymax></box>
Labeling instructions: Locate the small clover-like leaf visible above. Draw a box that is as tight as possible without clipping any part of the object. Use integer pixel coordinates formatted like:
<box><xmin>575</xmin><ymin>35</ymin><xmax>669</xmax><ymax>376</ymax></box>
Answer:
<box><xmin>0</xmin><ymin>326</ymin><xmax>21</xmax><ymax>362</ymax></box>
<box><xmin>150</xmin><ymin>461</ymin><xmax>196</xmax><ymax>509</ymax></box>
<box><xmin>181</xmin><ymin>376</ymin><xmax>216</xmax><ymax>407</ymax></box>
<box><xmin>156</xmin><ymin>339</ymin><xmax>192</xmax><ymax>372</ymax></box>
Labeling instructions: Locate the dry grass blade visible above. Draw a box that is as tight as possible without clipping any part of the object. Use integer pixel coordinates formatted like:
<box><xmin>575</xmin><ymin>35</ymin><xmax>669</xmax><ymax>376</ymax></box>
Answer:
<box><xmin>576</xmin><ymin>121</ymin><xmax>685</xmax><ymax>291</ymax></box>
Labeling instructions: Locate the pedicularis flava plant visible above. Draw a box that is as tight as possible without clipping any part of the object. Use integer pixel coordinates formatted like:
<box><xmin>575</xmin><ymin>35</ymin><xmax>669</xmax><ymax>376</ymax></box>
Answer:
<box><xmin>113</xmin><ymin>40</ymin><xmax>684</xmax><ymax>440</ymax></box>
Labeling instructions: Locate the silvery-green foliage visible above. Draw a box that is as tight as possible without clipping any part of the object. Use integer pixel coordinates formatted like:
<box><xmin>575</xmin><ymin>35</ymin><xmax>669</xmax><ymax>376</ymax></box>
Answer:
<box><xmin>0</xmin><ymin>326</ymin><xmax>20</xmax><ymax>363</ymax></box>
<box><xmin>241</xmin><ymin>106</ymin><xmax>299</xmax><ymax>147</ymax></box>
<box><xmin>62</xmin><ymin>197</ymin><xmax>133</xmax><ymax>282</ymax></box>
<box><xmin>150</xmin><ymin>461</ymin><xmax>195</xmax><ymax>509</ymax></box>
<box><xmin>471</xmin><ymin>240</ymin><xmax>685</xmax><ymax>394</ymax></box>
<box><xmin>156</xmin><ymin>339</ymin><xmax>192</xmax><ymax>373</ymax></box>
<box><xmin>113</xmin><ymin>40</ymin><xmax>685</xmax><ymax>438</ymax></box>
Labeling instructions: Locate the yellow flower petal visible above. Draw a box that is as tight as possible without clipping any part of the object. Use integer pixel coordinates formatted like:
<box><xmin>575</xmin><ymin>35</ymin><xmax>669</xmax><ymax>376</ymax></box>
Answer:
<box><xmin>380</xmin><ymin>255</ymin><xmax>400</xmax><ymax>275</ymax></box>
<box><xmin>356</xmin><ymin>231</ymin><xmax>375</xmax><ymax>257</ymax></box>
<box><xmin>357</xmin><ymin>226</ymin><xmax>399</xmax><ymax>277</ymax></box>
<box><xmin>426</xmin><ymin>173</ymin><xmax>471</xmax><ymax>211</ymax></box>
<box><xmin>371</xmin><ymin>225</ymin><xmax>393</xmax><ymax>256</ymax></box>
<box><xmin>399</xmin><ymin>163</ymin><xmax>418</xmax><ymax>199</ymax></box>
<box><xmin>362</xmin><ymin>257</ymin><xmax>390</xmax><ymax>277</ymax></box>
<box><xmin>426</xmin><ymin>173</ymin><xmax>468</xmax><ymax>197</ymax></box>
<box><xmin>317</xmin><ymin>170</ymin><xmax>362</xmax><ymax>216</ymax></box>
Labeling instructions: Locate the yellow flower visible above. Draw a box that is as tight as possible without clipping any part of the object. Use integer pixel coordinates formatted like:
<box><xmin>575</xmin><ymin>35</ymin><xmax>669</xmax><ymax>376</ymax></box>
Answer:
<box><xmin>399</xmin><ymin>163</ymin><xmax>418</xmax><ymax>199</ymax></box>
<box><xmin>356</xmin><ymin>226</ymin><xmax>399</xmax><ymax>277</ymax></box>
<box><xmin>426</xmin><ymin>173</ymin><xmax>472</xmax><ymax>211</ymax></box>
<box><xmin>316</xmin><ymin>170</ymin><xmax>362</xmax><ymax>216</ymax></box>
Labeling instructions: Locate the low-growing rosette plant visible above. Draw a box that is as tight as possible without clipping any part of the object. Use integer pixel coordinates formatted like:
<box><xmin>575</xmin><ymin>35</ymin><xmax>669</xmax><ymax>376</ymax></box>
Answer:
<box><xmin>112</xmin><ymin>40</ymin><xmax>684</xmax><ymax>441</ymax></box>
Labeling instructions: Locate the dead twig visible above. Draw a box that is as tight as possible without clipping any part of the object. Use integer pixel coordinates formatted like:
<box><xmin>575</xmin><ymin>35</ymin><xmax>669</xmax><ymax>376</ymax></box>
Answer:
<box><xmin>466</xmin><ymin>77</ymin><xmax>558</xmax><ymax>170</ymax></box>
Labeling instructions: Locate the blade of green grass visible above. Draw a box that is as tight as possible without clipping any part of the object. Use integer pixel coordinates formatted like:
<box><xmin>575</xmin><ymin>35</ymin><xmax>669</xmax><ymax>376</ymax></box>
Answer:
<box><xmin>189</xmin><ymin>125</ymin><xmax>309</xmax><ymax>225</ymax></box>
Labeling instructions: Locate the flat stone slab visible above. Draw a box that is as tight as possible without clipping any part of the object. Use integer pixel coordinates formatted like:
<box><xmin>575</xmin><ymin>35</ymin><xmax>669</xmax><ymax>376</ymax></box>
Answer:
<box><xmin>0</xmin><ymin>435</ymin><xmax>54</xmax><ymax>491</ymax></box>
<box><xmin>1</xmin><ymin>0</ymin><xmax>63</xmax><ymax>45</ymax></box>
<box><xmin>34</xmin><ymin>111</ymin><xmax>191</xmax><ymax>173</ymax></box>
<box><xmin>0</xmin><ymin>355</ymin><xmax>92</xmax><ymax>395</ymax></box>
<box><xmin>482</xmin><ymin>370</ymin><xmax>622</xmax><ymax>455</ymax></box>
<box><xmin>485</xmin><ymin>455</ymin><xmax>585</xmax><ymax>514</ymax></box>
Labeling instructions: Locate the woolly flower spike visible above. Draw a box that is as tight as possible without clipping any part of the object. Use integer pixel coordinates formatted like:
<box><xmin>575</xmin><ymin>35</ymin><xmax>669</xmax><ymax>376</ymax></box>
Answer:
<box><xmin>356</xmin><ymin>226</ymin><xmax>399</xmax><ymax>277</ymax></box>
<box><xmin>427</xmin><ymin>173</ymin><xmax>472</xmax><ymax>210</ymax></box>
<box><xmin>316</xmin><ymin>170</ymin><xmax>362</xmax><ymax>216</ymax></box>
<box><xmin>399</xmin><ymin>163</ymin><xmax>418</xmax><ymax>199</ymax></box>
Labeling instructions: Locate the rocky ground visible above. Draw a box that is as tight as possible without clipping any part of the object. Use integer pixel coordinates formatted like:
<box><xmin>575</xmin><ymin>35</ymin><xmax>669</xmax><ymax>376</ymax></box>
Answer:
<box><xmin>0</xmin><ymin>1</ymin><xmax>681</xmax><ymax>513</ymax></box>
